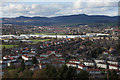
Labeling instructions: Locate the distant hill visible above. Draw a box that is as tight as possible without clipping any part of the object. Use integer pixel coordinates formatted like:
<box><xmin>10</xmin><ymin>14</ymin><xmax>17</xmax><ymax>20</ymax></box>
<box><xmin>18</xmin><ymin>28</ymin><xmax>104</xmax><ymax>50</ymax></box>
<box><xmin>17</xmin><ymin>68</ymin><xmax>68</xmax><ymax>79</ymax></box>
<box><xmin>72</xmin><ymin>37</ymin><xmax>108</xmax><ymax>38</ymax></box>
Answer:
<box><xmin>2</xmin><ymin>14</ymin><xmax>118</xmax><ymax>27</ymax></box>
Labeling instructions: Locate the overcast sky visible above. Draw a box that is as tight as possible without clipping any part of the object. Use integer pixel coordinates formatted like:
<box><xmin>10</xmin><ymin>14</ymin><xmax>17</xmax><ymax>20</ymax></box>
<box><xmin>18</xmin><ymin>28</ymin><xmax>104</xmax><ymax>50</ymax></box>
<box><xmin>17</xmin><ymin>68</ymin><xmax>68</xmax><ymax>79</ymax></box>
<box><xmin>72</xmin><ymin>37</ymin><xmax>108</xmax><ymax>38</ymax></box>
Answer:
<box><xmin>1</xmin><ymin>0</ymin><xmax>120</xmax><ymax>18</ymax></box>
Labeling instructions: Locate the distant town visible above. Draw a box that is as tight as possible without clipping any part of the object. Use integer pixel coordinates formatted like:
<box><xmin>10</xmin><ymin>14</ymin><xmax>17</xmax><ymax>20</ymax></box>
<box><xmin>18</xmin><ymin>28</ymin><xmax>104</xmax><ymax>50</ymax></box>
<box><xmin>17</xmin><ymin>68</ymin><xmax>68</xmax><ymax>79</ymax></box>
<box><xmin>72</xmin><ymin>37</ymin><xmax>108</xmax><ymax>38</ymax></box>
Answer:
<box><xmin>0</xmin><ymin>23</ymin><xmax>120</xmax><ymax>79</ymax></box>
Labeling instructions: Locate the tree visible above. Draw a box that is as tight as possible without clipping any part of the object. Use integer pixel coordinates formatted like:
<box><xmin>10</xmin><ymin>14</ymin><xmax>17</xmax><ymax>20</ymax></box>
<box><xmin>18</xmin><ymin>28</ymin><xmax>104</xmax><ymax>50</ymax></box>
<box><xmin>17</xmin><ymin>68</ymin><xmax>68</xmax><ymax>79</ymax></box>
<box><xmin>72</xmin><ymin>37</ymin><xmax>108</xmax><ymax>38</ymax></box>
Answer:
<box><xmin>33</xmin><ymin>64</ymin><xmax>58</xmax><ymax>79</ymax></box>
<box><xmin>19</xmin><ymin>60</ymin><xmax>25</xmax><ymax>71</ymax></box>
<box><xmin>9</xmin><ymin>63</ymin><xmax>15</xmax><ymax>69</ymax></box>
<box><xmin>32</xmin><ymin>57</ymin><xmax>38</xmax><ymax>64</ymax></box>
<box><xmin>57</xmin><ymin>65</ymin><xmax>68</xmax><ymax>79</ymax></box>
<box><xmin>76</xmin><ymin>70</ymin><xmax>89</xmax><ymax>79</ymax></box>
<box><xmin>19</xmin><ymin>69</ymin><xmax>33</xmax><ymax>78</ymax></box>
<box><xmin>63</xmin><ymin>67</ymin><xmax>76</xmax><ymax>80</ymax></box>
<box><xmin>3</xmin><ymin>70</ymin><xmax>18</xmax><ymax>78</ymax></box>
<box><xmin>3</xmin><ymin>71</ymin><xmax>11</xmax><ymax>78</ymax></box>
<box><xmin>32</xmin><ymin>69</ymin><xmax>48</xmax><ymax>79</ymax></box>
<box><xmin>109</xmin><ymin>70</ymin><xmax>119</xmax><ymax>80</ymax></box>
<box><xmin>43</xmin><ymin>64</ymin><xmax>57</xmax><ymax>78</ymax></box>
<box><xmin>57</xmin><ymin>65</ymin><xmax>76</xmax><ymax>80</ymax></box>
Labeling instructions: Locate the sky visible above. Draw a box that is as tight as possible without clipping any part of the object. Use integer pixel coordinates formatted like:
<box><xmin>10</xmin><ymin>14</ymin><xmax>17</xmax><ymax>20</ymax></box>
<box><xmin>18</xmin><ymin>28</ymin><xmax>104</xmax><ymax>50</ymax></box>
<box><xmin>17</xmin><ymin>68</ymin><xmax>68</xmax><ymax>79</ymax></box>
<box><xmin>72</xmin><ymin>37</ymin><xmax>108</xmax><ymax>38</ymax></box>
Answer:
<box><xmin>1</xmin><ymin>0</ymin><xmax>120</xmax><ymax>18</ymax></box>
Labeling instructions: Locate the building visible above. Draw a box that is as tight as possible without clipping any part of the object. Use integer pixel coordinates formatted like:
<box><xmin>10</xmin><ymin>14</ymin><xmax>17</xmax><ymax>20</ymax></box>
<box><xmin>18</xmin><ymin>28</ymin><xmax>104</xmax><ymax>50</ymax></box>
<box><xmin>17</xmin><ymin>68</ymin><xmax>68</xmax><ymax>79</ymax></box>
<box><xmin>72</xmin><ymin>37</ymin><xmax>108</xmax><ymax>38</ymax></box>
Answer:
<box><xmin>55</xmin><ymin>53</ymin><xmax>62</xmax><ymax>57</ymax></box>
<box><xmin>69</xmin><ymin>59</ymin><xmax>80</xmax><ymax>64</ymax></box>
<box><xmin>66</xmin><ymin>62</ymin><xmax>78</xmax><ymax>68</ymax></box>
<box><xmin>96</xmin><ymin>63</ymin><xmax>107</xmax><ymax>69</ymax></box>
<box><xmin>107</xmin><ymin>60</ymin><xmax>119</xmax><ymax>65</ymax></box>
<box><xmin>40</xmin><ymin>53</ymin><xmax>51</xmax><ymax>57</ymax></box>
<box><xmin>38</xmin><ymin>63</ymin><xmax>46</xmax><ymax>69</ymax></box>
<box><xmin>52</xmin><ymin>62</ymin><xmax>64</xmax><ymax>67</ymax></box>
<box><xmin>78</xmin><ymin>64</ymin><xmax>88</xmax><ymax>70</ymax></box>
<box><xmin>109</xmin><ymin>64</ymin><xmax>118</xmax><ymax>70</ymax></box>
<box><xmin>1</xmin><ymin>58</ymin><xmax>17</xmax><ymax>64</ymax></box>
<box><xmin>22</xmin><ymin>55</ymin><xmax>33</xmax><ymax>61</ymax></box>
<box><xmin>94</xmin><ymin>59</ymin><xmax>105</xmax><ymax>63</ymax></box>
<box><xmin>86</xmin><ymin>69</ymin><xmax>101</xmax><ymax>75</ymax></box>
<box><xmin>55</xmin><ymin>59</ymin><xmax>65</xmax><ymax>63</ymax></box>
<box><xmin>83</xmin><ymin>61</ymin><xmax>95</xmax><ymax>67</ymax></box>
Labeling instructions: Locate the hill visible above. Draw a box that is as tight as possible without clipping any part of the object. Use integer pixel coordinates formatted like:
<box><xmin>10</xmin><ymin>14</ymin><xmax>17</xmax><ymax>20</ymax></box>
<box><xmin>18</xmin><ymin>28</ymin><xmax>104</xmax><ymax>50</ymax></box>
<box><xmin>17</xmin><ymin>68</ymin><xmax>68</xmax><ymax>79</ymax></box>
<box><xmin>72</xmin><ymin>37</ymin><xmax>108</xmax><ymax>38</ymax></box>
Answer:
<box><xmin>2</xmin><ymin>14</ymin><xmax>118</xmax><ymax>27</ymax></box>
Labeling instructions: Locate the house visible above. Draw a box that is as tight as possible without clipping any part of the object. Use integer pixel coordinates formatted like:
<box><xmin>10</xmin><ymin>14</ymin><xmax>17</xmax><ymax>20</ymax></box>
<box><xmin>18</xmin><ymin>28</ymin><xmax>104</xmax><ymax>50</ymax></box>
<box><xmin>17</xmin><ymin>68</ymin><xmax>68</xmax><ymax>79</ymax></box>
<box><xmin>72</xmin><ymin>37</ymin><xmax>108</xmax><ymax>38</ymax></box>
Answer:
<box><xmin>76</xmin><ymin>68</ymin><xmax>82</xmax><ymax>73</ymax></box>
<box><xmin>107</xmin><ymin>60</ymin><xmax>119</xmax><ymax>65</ymax></box>
<box><xmin>109</xmin><ymin>64</ymin><xmax>118</xmax><ymax>70</ymax></box>
<box><xmin>50</xmin><ymin>56</ymin><xmax>60</xmax><ymax>60</ymax></box>
<box><xmin>66</xmin><ymin>62</ymin><xmax>78</xmax><ymax>68</ymax></box>
<box><xmin>86</xmin><ymin>69</ymin><xmax>101</xmax><ymax>75</ymax></box>
<box><xmin>55</xmin><ymin>59</ymin><xmax>65</xmax><ymax>63</ymax></box>
<box><xmin>31</xmin><ymin>50</ymin><xmax>36</xmax><ymax>54</ymax></box>
<box><xmin>78</xmin><ymin>56</ymin><xmax>85</xmax><ymax>62</ymax></box>
<box><xmin>8</xmin><ymin>54</ymin><xmax>20</xmax><ymax>59</ymax></box>
<box><xmin>1</xmin><ymin>59</ymin><xmax>11</xmax><ymax>63</ymax></box>
<box><xmin>30</xmin><ymin>49</ymin><xmax>36</xmax><ymax>54</ymax></box>
<box><xmin>0</xmin><ymin>63</ymin><xmax>7</xmax><ymax>69</ymax></box>
<box><xmin>22</xmin><ymin>50</ymin><xmax>30</xmax><ymax>53</ymax></box>
<box><xmin>104</xmin><ymin>69</ymin><xmax>120</xmax><ymax>74</ymax></box>
<box><xmin>38</xmin><ymin>63</ymin><xmax>46</xmax><ymax>69</ymax></box>
<box><xmin>40</xmin><ymin>53</ymin><xmax>50</xmax><ymax>57</ymax></box>
<box><xmin>30</xmin><ymin>65</ymin><xmax>39</xmax><ymax>71</ymax></box>
<box><xmin>69</xmin><ymin>59</ymin><xmax>80</xmax><ymax>64</ymax></box>
<box><xmin>55</xmin><ymin>53</ymin><xmax>62</xmax><ymax>57</ymax></box>
<box><xmin>3</xmin><ymin>56</ymin><xmax>9</xmax><ymax>60</ymax></box>
<box><xmin>83</xmin><ymin>61</ymin><xmax>95</xmax><ymax>67</ymax></box>
<box><xmin>39</xmin><ymin>59</ymin><xmax>51</xmax><ymax>64</ymax></box>
<box><xmin>47</xmin><ymin>51</ymin><xmax>56</xmax><ymax>54</ymax></box>
<box><xmin>94</xmin><ymin>59</ymin><xmax>105</xmax><ymax>63</ymax></box>
<box><xmin>1</xmin><ymin>58</ymin><xmax>17</xmax><ymax>64</ymax></box>
<box><xmin>109</xmin><ymin>48</ymin><xmax>115</xmax><ymax>53</ymax></box>
<box><xmin>96</xmin><ymin>62</ymin><xmax>107</xmax><ymax>69</ymax></box>
<box><xmin>36</xmin><ymin>57</ymin><xmax>45</xmax><ymax>63</ymax></box>
<box><xmin>102</xmin><ymin>51</ymin><xmax>109</xmax><ymax>54</ymax></box>
<box><xmin>10</xmin><ymin>57</ymin><xmax>17</xmax><ymax>62</ymax></box>
<box><xmin>7</xmin><ymin>61</ymin><xmax>21</xmax><ymax>68</ymax></box>
<box><xmin>52</xmin><ymin>62</ymin><xmax>64</xmax><ymax>67</ymax></box>
<box><xmin>24</xmin><ymin>60</ymin><xmax>33</xmax><ymax>66</ymax></box>
<box><xmin>78</xmin><ymin>64</ymin><xmax>88</xmax><ymax>70</ymax></box>
<box><xmin>25</xmin><ymin>53</ymin><xmax>36</xmax><ymax>57</ymax></box>
<box><xmin>58</xmin><ymin>49</ymin><xmax>62</xmax><ymax>51</ymax></box>
<box><xmin>22</xmin><ymin>55</ymin><xmax>33</xmax><ymax>61</ymax></box>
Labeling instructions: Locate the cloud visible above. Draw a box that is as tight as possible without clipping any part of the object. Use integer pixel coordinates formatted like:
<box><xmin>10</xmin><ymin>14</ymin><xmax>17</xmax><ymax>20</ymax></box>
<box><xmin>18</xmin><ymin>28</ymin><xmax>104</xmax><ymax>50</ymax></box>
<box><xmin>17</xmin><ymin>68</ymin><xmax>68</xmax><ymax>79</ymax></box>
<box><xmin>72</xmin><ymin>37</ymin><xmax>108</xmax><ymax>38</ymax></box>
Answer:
<box><xmin>1</xmin><ymin>1</ymin><xmax>118</xmax><ymax>18</ymax></box>
<box><xmin>72</xmin><ymin>0</ymin><xmax>118</xmax><ymax>16</ymax></box>
<box><xmin>73</xmin><ymin>0</ymin><xmax>118</xmax><ymax>9</ymax></box>
<box><xmin>2</xmin><ymin>0</ymin><xmax>120</xmax><ymax>2</ymax></box>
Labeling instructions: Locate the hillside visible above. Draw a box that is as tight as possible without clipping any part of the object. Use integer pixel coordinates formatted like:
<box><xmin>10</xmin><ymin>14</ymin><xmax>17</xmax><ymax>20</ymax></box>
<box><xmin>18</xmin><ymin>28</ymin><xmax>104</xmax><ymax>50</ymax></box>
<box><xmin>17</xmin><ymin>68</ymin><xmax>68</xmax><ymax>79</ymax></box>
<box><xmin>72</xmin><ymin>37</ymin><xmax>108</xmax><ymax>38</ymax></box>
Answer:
<box><xmin>2</xmin><ymin>14</ymin><xmax>118</xmax><ymax>26</ymax></box>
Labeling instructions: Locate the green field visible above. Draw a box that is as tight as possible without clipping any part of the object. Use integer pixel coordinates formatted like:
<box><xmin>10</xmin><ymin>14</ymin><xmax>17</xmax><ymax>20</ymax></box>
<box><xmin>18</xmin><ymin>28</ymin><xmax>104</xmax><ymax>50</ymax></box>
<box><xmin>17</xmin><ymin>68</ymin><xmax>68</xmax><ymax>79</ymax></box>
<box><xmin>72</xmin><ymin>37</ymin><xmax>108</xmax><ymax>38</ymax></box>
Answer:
<box><xmin>31</xmin><ymin>39</ymin><xmax>51</xmax><ymax>43</ymax></box>
<box><xmin>32</xmin><ymin>33</ymin><xmax>65</xmax><ymax>35</ymax></box>
<box><xmin>0</xmin><ymin>45</ymin><xmax>18</xmax><ymax>48</ymax></box>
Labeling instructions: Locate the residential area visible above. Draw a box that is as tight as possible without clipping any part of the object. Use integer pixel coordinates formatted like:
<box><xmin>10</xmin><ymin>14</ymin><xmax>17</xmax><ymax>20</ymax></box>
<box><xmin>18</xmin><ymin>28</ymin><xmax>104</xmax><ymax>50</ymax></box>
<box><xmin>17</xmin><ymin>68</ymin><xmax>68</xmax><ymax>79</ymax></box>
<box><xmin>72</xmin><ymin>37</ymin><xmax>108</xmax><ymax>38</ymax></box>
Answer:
<box><xmin>1</xmin><ymin>25</ymin><xmax>120</xmax><ymax>79</ymax></box>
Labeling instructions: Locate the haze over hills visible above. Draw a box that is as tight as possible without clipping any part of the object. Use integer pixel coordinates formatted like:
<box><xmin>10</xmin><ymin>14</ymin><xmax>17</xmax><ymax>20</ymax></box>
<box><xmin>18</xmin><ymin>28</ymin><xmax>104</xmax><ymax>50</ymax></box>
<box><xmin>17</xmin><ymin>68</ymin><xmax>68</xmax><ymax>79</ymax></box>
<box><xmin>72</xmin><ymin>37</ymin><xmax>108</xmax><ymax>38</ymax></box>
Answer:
<box><xmin>2</xmin><ymin>14</ymin><xmax>118</xmax><ymax>27</ymax></box>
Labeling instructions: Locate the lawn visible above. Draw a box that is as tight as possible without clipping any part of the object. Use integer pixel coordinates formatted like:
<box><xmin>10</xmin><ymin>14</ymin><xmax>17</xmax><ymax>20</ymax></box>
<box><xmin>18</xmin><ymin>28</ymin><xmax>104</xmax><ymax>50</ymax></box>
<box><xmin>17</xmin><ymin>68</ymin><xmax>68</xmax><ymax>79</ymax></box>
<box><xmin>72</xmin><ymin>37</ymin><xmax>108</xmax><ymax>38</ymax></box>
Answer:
<box><xmin>32</xmin><ymin>33</ymin><xmax>65</xmax><ymax>35</ymax></box>
<box><xmin>0</xmin><ymin>45</ymin><xmax>18</xmax><ymax>48</ymax></box>
<box><xmin>31</xmin><ymin>39</ymin><xmax>51</xmax><ymax>43</ymax></box>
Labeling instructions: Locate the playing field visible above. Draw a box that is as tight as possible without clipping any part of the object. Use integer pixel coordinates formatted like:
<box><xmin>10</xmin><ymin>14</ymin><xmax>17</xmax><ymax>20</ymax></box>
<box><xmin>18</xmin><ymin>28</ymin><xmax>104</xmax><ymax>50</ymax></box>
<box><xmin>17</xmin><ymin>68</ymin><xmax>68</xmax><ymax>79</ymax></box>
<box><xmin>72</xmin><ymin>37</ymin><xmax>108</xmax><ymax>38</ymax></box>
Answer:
<box><xmin>0</xmin><ymin>45</ymin><xmax>18</xmax><ymax>48</ymax></box>
<box><xmin>31</xmin><ymin>39</ymin><xmax>51</xmax><ymax>43</ymax></box>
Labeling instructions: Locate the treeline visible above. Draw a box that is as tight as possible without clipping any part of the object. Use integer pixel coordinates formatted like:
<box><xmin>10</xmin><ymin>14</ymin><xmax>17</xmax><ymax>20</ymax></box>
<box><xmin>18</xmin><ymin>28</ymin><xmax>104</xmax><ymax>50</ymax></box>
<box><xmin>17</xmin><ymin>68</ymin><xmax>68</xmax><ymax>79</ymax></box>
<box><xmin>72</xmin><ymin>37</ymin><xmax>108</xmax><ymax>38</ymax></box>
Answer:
<box><xmin>3</xmin><ymin>64</ymin><xmax>89</xmax><ymax>80</ymax></box>
<box><xmin>2</xmin><ymin>62</ymin><xmax>119</xmax><ymax>80</ymax></box>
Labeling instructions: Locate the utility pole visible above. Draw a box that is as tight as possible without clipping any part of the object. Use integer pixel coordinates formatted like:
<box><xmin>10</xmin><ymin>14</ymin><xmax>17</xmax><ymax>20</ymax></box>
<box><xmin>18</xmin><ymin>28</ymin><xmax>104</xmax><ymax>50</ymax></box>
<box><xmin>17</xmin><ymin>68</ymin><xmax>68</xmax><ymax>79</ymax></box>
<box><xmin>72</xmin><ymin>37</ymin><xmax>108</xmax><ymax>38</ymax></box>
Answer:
<box><xmin>56</xmin><ymin>33</ymin><xmax>57</xmax><ymax>40</ymax></box>
<box><xmin>106</xmin><ymin>59</ymin><xmax>109</xmax><ymax>80</ymax></box>
<box><xmin>78</xmin><ymin>28</ymin><xmax>79</xmax><ymax>33</ymax></box>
